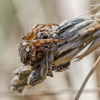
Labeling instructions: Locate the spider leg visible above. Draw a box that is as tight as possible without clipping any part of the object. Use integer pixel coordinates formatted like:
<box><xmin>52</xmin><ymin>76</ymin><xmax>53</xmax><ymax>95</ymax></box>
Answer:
<box><xmin>47</xmin><ymin>54</ymin><xmax>53</xmax><ymax>77</ymax></box>
<box><xmin>27</xmin><ymin>55</ymin><xmax>48</xmax><ymax>86</ymax></box>
<box><xmin>36</xmin><ymin>24</ymin><xmax>58</xmax><ymax>31</ymax></box>
<box><xmin>32</xmin><ymin>38</ymin><xmax>58</xmax><ymax>46</ymax></box>
<box><xmin>47</xmin><ymin>43</ymin><xmax>54</xmax><ymax>77</ymax></box>
<box><xmin>46</xmin><ymin>54</ymin><xmax>53</xmax><ymax>77</ymax></box>
<box><xmin>22</xmin><ymin>24</ymin><xmax>40</xmax><ymax>40</ymax></box>
<box><xmin>52</xmin><ymin>62</ymin><xmax>70</xmax><ymax>72</ymax></box>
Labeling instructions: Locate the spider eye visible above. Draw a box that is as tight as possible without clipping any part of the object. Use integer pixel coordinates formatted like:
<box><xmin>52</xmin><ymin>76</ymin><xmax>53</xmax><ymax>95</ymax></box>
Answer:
<box><xmin>38</xmin><ymin>32</ymin><xmax>49</xmax><ymax>39</ymax></box>
<box><xmin>42</xmin><ymin>33</ymin><xmax>48</xmax><ymax>39</ymax></box>
<box><xmin>39</xmin><ymin>50</ymin><xmax>44</xmax><ymax>55</ymax></box>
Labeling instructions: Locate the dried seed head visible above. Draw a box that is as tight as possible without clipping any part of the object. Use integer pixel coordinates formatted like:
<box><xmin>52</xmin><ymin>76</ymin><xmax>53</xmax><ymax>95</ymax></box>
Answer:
<box><xmin>94</xmin><ymin>11</ymin><xmax>100</xmax><ymax>23</ymax></box>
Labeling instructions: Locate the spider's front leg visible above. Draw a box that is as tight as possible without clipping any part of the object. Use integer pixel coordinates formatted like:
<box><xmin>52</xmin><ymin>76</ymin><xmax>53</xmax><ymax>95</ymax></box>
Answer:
<box><xmin>38</xmin><ymin>42</ymin><xmax>54</xmax><ymax>77</ymax></box>
<box><xmin>27</xmin><ymin>56</ymin><xmax>48</xmax><ymax>86</ymax></box>
<box><xmin>32</xmin><ymin>38</ymin><xmax>59</xmax><ymax>46</ymax></box>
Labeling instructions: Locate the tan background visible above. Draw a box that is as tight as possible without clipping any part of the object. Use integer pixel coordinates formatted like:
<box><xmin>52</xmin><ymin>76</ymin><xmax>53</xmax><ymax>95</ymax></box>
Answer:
<box><xmin>0</xmin><ymin>0</ymin><xmax>100</xmax><ymax>100</ymax></box>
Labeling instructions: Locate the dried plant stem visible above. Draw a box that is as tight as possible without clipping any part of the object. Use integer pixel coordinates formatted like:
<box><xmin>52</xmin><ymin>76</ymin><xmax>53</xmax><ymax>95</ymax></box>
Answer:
<box><xmin>74</xmin><ymin>56</ymin><xmax>100</xmax><ymax>100</ymax></box>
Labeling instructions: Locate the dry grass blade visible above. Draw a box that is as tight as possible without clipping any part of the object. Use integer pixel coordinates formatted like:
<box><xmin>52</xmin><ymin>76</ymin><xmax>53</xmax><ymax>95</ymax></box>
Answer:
<box><xmin>74</xmin><ymin>56</ymin><xmax>100</xmax><ymax>100</ymax></box>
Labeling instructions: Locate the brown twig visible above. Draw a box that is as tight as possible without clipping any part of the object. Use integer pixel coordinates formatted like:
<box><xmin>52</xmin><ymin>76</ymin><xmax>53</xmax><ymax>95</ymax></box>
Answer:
<box><xmin>74</xmin><ymin>55</ymin><xmax>100</xmax><ymax>100</ymax></box>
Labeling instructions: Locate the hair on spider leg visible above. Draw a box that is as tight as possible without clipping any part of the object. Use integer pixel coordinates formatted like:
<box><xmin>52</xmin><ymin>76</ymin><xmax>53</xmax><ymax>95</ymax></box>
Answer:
<box><xmin>27</xmin><ymin>71</ymin><xmax>42</xmax><ymax>86</ymax></box>
<box><xmin>52</xmin><ymin>62</ymin><xmax>70</xmax><ymax>72</ymax></box>
<box><xmin>27</xmin><ymin>56</ymin><xmax>49</xmax><ymax>86</ymax></box>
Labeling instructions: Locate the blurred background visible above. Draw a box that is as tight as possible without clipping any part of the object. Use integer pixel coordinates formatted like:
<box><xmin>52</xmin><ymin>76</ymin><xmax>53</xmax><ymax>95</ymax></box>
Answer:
<box><xmin>0</xmin><ymin>0</ymin><xmax>100</xmax><ymax>100</ymax></box>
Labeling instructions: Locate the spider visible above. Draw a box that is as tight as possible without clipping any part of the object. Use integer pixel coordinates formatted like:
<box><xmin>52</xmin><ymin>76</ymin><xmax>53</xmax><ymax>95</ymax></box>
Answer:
<box><xmin>19</xmin><ymin>23</ymin><xmax>70</xmax><ymax>86</ymax></box>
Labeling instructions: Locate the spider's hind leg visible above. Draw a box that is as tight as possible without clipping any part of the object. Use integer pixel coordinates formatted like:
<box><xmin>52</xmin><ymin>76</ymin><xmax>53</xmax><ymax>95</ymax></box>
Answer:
<box><xmin>46</xmin><ymin>43</ymin><xmax>54</xmax><ymax>77</ymax></box>
<box><xmin>53</xmin><ymin>62</ymin><xmax>70</xmax><ymax>72</ymax></box>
